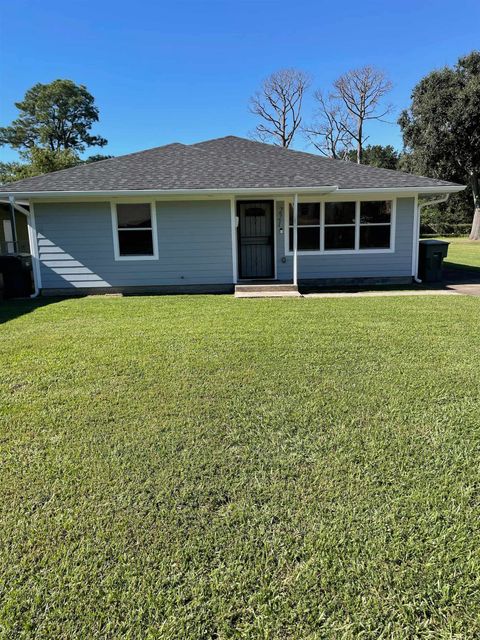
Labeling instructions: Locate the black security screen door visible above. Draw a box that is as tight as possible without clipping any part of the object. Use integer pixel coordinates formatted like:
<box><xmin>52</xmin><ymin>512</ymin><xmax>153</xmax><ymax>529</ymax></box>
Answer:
<box><xmin>237</xmin><ymin>201</ymin><xmax>274</xmax><ymax>279</ymax></box>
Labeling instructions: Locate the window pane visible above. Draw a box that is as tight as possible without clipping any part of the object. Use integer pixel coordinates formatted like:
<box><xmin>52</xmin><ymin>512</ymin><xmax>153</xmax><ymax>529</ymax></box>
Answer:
<box><xmin>289</xmin><ymin>203</ymin><xmax>320</xmax><ymax>226</ymax></box>
<box><xmin>360</xmin><ymin>201</ymin><xmax>391</xmax><ymax>224</ymax></box>
<box><xmin>325</xmin><ymin>202</ymin><xmax>355</xmax><ymax>225</ymax></box>
<box><xmin>325</xmin><ymin>226</ymin><xmax>355</xmax><ymax>250</ymax></box>
<box><xmin>289</xmin><ymin>227</ymin><xmax>320</xmax><ymax>251</ymax></box>
<box><xmin>360</xmin><ymin>225</ymin><xmax>391</xmax><ymax>249</ymax></box>
<box><xmin>118</xmin><ymin>230</ymin><xmax>154</xmax><ymax>255</ymax></box>
<box><xmin>117</xmin><ymin>203</ymin><xmax>152</xmax><ymax>228</ymax></box>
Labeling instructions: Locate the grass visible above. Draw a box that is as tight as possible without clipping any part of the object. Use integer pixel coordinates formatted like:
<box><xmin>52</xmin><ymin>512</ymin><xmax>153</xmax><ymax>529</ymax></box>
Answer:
<box><xmin>1</xmin><ymin>294</ymin><xmax>480</xmax><ymax>639</ymax></box>
<box><xmin>434</xmin><ymin>236</ymin><xmax>480</xmax><ymax>271</ymax></box>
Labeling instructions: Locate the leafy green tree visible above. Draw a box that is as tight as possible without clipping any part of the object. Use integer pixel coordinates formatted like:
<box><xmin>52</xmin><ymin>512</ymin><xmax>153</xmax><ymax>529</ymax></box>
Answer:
<box><xmin>0</xmin><ymin>80</ymin><xmax>109</xmax><ymax>185</ymax></box>
<box><xmin>0</xmin><ymin>162</ymin><xmax>28</xmax><ymax>184</ymax></box>
<box><xmin>0</xmin><ymin>149</ymin><xmax>114</xmax><ymax>185</ymax></box>
<box><xmin>346</xmin><ymin>144</ymin><xmax>399</xmax><ymax>169</ymax></box>
<box><xmin>0</xmin><ymin>149</ymin><xmax>80</xmax><ymax>185</ymax></box>
<box><xmin>27</xmin><ymin>147</ymin><xmax>80</xmax><ymax>173</ymax></box>
<box><xmin>399</xmin><ymin>51</ymin><xmax>480</xmax><ymax>239</ymax></box>
<box><xmin>0</xmin><ymin>79</ymin><xmax>107</xmax><ymax>153</ymax></box>
<box><xmin>84</xmin><ymin>154</ymin><xmax>114</xmax><ymax>163</ymax></box>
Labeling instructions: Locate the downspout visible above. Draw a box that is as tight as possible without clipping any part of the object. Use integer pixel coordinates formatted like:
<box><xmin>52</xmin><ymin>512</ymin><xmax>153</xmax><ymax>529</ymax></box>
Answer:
<box><xmin>413</xmin><ymin>194</ymin><xmax>450</xmax><ymax>283</ymax></box>
<box><xmin>8</xmin><ymin>195</ymin><xmax>40</xmax><ymax>298</ymax></box>
<box><xmin>293</xmin><ymin>193</ymin><xmax>298</xmax><ymax>287</ymax></box>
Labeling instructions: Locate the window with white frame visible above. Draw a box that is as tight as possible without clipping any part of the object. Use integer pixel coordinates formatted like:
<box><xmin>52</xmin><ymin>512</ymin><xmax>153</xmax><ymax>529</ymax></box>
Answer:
<box><xmin>359</xmin><ymin>201</ymin><xmax>392</xmax><ymax>249</ymax></box>
<box><xmin>113</xmin><ymin>203</ymin><xmax>157</xmax><ymax>258</ymax></box>
<box><xmin>288</xmin><ymin>203</ymin><xmax>321</xmax><ymax>251</ymax></box>
<box><xmin>288</xmin><ymin>200</ymin><xmax>393</xmax><ymax>252</ymax></box>
<box><xmin>324</xmin><ymin>202</ymin><xmax>356</xmax><ymax>250</ymax></box>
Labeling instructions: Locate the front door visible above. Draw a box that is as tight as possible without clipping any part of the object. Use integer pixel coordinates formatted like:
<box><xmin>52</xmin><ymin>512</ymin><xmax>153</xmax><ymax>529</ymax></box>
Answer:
<box><xmin>237</xmin><ymin>201</ymin><xmax>274</xmax><ymax>279</ymax></box>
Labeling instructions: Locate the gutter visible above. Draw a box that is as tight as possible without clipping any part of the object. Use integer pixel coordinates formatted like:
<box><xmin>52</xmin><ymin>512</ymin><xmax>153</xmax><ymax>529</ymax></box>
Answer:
<box><xmin>0</xmin><ymin>186</ymin><xmax>339</xmax><ymax>199</ymax></box>
<box><xmin>413</xmin><ymin>194</ymin><xmax>451</xmax><ymax>283</ymax></box>
<box><xmin>0</xmin><ymin>185</ymin><xmax>466</xmax><ymax>200</ymax></box>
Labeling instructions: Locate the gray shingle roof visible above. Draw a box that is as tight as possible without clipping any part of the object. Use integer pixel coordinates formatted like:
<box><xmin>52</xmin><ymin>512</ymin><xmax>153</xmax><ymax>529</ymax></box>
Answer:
<box><xmin>0</xmin><ymin>136</ymin><xmax>462</xmax><ymax>193</ymax></box>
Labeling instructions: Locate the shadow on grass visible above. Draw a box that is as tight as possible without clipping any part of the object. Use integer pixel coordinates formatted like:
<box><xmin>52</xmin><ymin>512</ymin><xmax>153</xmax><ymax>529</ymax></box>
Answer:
<box><xmin>0</xmin><ymin>297</ymin><xmax>62</xmax><ymax>325</ymax></box>
<box><xmin>444</xmin><ymin>261</ymin><xmax>480</xmax><ymax>274</ymax></box>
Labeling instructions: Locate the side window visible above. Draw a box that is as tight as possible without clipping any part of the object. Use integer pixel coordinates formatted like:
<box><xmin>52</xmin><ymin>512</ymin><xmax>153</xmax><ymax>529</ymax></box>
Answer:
<box><xmin>113</xmin><ymin>203</ymin><xmax>157</xmax><ymax>259</ymax></box>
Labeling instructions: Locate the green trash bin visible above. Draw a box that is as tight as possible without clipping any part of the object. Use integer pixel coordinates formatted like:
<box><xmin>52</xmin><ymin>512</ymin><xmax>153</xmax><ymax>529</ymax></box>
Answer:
<box><xmin>418</xmin><ymin>239</ymin><xmax>449</xmax><ymax>282</ymax></box>
<box><xmin>0</xmin><ymin>255</ymin><xmax>33</xmax><ymax>298</ymax></box>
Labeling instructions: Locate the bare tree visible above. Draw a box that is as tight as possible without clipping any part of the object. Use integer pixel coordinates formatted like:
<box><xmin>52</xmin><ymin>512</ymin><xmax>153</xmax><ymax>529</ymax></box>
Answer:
<box><xmin>333</xmin><ymin>66</ymin><xmax>393</xmax><ymax>163</ymax></box>
<box><xmin>249</xmin><ymin>69</ymin><xmax>310</xmax><ymax>147</ymax></box>
<box><xmin>303</xmin><ymin>91</ymin><xmax>353</xmax><ymax>159</ymax></box>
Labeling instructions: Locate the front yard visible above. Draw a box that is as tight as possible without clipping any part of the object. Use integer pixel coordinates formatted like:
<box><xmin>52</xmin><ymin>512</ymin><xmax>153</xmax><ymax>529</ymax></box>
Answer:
<box><xmin>1</xmin><ymin>294</ymin><xmax>480</xmax><ymax>638</ymax></box>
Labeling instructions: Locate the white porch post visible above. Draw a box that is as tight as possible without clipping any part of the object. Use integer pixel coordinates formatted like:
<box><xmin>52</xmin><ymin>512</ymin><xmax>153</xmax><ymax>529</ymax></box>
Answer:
<box><xmin>293</xmin><ymin>193</ymin><xmax>298</xmax><ymax>286</ymax></box>
<box><xmin>8</xmin><ymin>195</ymin><xmax>18</xmax><ymax>254</ymax></box>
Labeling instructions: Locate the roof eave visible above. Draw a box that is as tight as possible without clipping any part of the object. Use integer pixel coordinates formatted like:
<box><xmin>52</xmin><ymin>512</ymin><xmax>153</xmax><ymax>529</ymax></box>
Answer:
<box><xmin>0</xmin><ymin>184</ymin><xmax>465</xmax><ymax>199</ymax></box>
<box><xmin>337</xmin><ymin>185</ymin><xmax>466</xmax><ymax>195</ymax></box>
<box><xmin>0</xmin><ymin>186</ymin><xmax>338</xmax><ymax>199</ymax></box>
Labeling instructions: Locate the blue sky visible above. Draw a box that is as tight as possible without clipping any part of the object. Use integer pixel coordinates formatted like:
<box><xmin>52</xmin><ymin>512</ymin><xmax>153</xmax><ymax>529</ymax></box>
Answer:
<box><xmin>1</xmin><ymin>0</ymin><xmax>479</xmax><ymax>162</ymax></box>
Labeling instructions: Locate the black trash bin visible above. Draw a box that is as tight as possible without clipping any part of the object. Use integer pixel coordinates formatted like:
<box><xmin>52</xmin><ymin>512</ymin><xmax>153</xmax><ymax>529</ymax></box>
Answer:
<box><xmin>418</xmin><ymin>239</ymin><xmax>449</xmax><ymax>283</ymax></box>
<box><xmin>0</xmin><ymin>255</ymin><xmax>33</xmax><ymax>298</ymax></box>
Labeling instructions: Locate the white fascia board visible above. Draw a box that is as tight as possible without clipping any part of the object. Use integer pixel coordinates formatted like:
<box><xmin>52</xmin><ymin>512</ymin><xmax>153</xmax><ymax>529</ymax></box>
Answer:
<box><xmin>0</xmin><ymin>186</ymin><xmax>339</xmax><ymax>200</ymax></box>
<box><xmin>0</xmin><ymin>184</ymin><xmax>465</xmax><ymax>200</ymax></box>
<box><xmin>337</xmin><ymin>185</ymin><xmax>466</xmax><ymax>195</ymax></box>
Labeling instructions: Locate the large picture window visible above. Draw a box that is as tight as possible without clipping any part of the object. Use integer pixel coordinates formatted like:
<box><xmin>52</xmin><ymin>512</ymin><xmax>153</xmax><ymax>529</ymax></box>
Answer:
<box><xmin>287</xmin><ymin>200</ymin><xmax>393</xmax><ymax>253</ymax></box>
<box><xmin>112</xmin><ymin>203</ymin><xmax>158</xmax><ymax>260</ymax></box>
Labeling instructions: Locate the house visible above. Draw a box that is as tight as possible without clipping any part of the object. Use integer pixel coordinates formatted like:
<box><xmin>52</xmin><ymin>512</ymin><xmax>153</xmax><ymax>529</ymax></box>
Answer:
<box><xmin>0</xmin><ymin>136</ymin><xmax>465</xmax><ymax>296</ymax></box>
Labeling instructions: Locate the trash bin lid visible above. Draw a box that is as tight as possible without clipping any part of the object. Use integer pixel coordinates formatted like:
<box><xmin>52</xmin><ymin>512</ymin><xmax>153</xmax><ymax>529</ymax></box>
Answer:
<box><xmin>419</xmin><ymin>239</ymin><xmax>450</xmax><ymax>246</ymax></box>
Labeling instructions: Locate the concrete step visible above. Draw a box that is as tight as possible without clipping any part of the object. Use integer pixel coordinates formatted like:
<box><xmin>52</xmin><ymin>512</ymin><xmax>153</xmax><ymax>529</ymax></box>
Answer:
<box><xmin>235</xmin><ymin>283</ymin><xmax>301</xmax><ymax>298</ymax></box>
<box><xmin>235</xmin><ymin>283</ymin><xmax>299</xmax><ymax>293</ymax></box>
<box><xmin>235</xmin><ymin>290</ymin><xmax>302</xmax><ymax>298</ymax></box>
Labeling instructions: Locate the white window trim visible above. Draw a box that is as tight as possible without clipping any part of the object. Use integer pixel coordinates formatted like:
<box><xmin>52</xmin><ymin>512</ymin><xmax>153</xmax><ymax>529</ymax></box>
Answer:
<box><xmin>111</xmin><ymin>201</ymin><xmax>159</xmax><ymax>261</ymax></box>
<box><xmin>284</xmin><ymin>197</ymin><xmax>396</xmax><ymax>256</ymax></box>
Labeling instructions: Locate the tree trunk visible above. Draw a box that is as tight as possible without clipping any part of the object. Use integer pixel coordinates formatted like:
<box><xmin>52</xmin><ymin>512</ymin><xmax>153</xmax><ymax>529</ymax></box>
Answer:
<box><xmin>469</xmin><ymin>170</ymin><xmax>480</xmax><ymax>240</ymax></box>
<box><xmin>357</xmin><ymin>118</ymin><xmax>363</xmax><ymax>164</ymax></box>
<box><xmin>470</xmin><ymin>209</ymin><xmax>480</xmax><ymax>240</ymax></box>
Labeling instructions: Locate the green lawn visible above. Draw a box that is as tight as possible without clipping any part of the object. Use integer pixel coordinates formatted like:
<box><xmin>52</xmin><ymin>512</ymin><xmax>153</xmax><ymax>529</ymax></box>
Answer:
<box><xmin>1</xmin><ymin>295</ymin><xmax>480</xmax><ymax>639</ymax></box>
<box><xmin>435</xmin><ymin>236</ymin><xmax>480</xmax><ymax>271</ymax></box>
